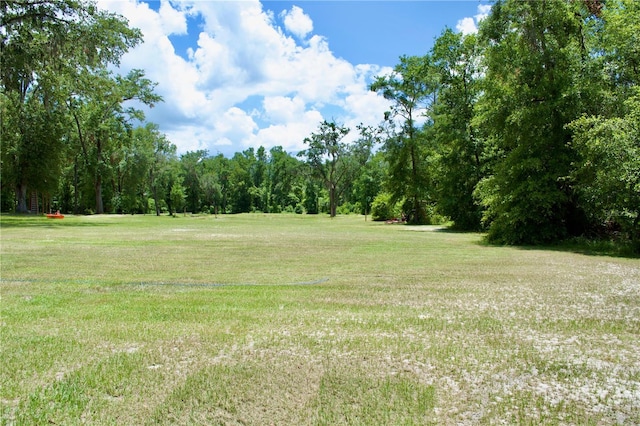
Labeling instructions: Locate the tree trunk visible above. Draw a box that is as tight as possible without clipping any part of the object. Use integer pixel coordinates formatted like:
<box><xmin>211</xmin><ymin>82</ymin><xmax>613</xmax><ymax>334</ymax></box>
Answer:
<box><xmin>409</xmin><ymin>142</ymin><xmax>424</xmax><ymax>224</ymax></box>
<box><xmin>73</xmin><ymin>158</ymin><xmax>79</xmax><ymax>214</ymax></box>
<box><xmin>150</xmin><ymin>170</ymin><xmax>160</xmax><ymax>216</ymax></box>
<box><xmin>329</xmin><ymin>184</ymin><xmax>337</xmax><ymax>217</ymax></box>
<box><xmin>16</xmin><ymin>182</ymin><xmax>28</xmax><ymax>213</ymax></box>
<box><xmin>94</xmin><ymin>137</ymin><xmax>104</xmax><ymax>214</ymax></box>
<box><xmin>95</xmin><ymin>174</ymin><xmax>104</xmax><ymax>214</ymax></box>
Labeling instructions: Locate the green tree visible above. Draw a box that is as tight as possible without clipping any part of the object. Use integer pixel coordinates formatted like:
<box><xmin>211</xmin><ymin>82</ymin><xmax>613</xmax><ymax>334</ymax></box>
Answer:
<box><xmin>117</xmin><ymin>123</ymin><xmax>176</xmax><ymax>215</ymax></box>
<box><xmin>569</xmin><ymin>91</ymin><xmax>640</xmax><ymax>251</ymax></box>
<box><xmin>567</xmin><ymin>0</ymin><xmax>640</xmax><ymax>251</ymax></box>
<box><xmin>343</xmin><ymin>125</ymin><xmax>382</xmax><ymax>215</ymax></box>
<box><xmin>68</xmin><ymin>69</ymin><xmax>161</xmax><ymax>214</ymax></box>
<box><xmin>1</xmin><ymin>80</ymin><xmax>67</xmax><ymax>212</ymax></box>
<box><xmin>253</xmin><ymin>146</ymin><xmax>269</xmax><ymax>212</ymax></box>
<box><xmin>370</xmin><ymin>55</ymin><xmax>437</xmax><ymax>224</ymax></box>
<box><xmin>269</xmin><ymin>146</ymin><xmax>302</xmax><ymax>213</ymax></box>
<box><xmin>179</xmin><ymin>150</ymin><xmax>207</xmax><ymax>213</ymax></box>
<box><xmin>431</xmin><ymin>29</ymin><xmax>486</xmax><ymax>230</ymax></box>
<box><xmin>205</xmin><ymin>154</ymin><xmax>231</xmax><ymax>214</ymax></box>
<box><xmin>170</xmin><ymin>180</ymin><xmax>186</xmax><ymax>216</ymax></box>
<box><xmin>300</xmin><ymin>121</ymin><xmax>372</xmax><ymax>218</ymax></box>
<box><xmin>475</xmin><ymin>0</ymin><xmax>586</xmax><ymax>244</ymax></box>
<box><xmin>147</xmin><ymin>125</ymin><xmax>177</xmax><ymax>216</ymax></box>
<box><xmin>228</xmin><ymin>149</ymin><xmax>256</xmax><ymax>213</ymax></box>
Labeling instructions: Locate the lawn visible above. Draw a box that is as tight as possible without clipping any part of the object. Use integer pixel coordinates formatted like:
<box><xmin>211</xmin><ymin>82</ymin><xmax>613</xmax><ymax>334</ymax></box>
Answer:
<box><xmin>1</xmin><ymin>213</ymin><xmax>638</xmax><ymax>425</ymax></box>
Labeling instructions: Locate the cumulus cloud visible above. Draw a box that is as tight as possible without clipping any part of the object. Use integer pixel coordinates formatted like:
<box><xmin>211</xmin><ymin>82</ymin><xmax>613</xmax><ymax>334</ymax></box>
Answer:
<box><xmin>456</xmin><ymin>4</ymin><xmax>492</xmax><ymax>35</ymax></box>
<box><xmin>456</xmin><ymin>17</ymin><xmax>477</xmax><ymax>35</ymax></box>
<box><xmin>96</xmin><ymin>0</ymin><xmax>391</xmax><ymax>156</ymax></box>
<box><xmin>476</xmin><ymin>4</ymin><xmax>492</xmax><ymax>22</ymax></box>
<box><xmin>281</xmin><ymin>5</ymin><xmax>313</xmax><ymax>39</ymax></box>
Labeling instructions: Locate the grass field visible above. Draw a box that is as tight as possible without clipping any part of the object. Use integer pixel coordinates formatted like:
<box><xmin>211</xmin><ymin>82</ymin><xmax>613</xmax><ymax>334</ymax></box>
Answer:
<box><xmin>1</xmin><ymin>213</ymin><xmax>639</xmax><ymax>425</ymax></box>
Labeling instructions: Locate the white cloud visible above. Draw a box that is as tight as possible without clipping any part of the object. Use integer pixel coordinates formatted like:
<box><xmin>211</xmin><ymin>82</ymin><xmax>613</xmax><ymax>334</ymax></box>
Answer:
<box><xmin>263</xmin><ymin>96</ymin><xmax>306</xmax><ymax>124</ymax></box>
<box><xmin>96</xmin><ymin>0</ymin><xmax>392</xmax><ymax>156</ymax></box>
<box><xmin>281</xmin><ymin>5</ymin><xmax>313</xmax><ymax>39</ymax></box>
<box><xmin>251</xmin><ymin>109</ymin><xmax>324</xmax><ymax>153</ymax></box>
<box><xmin>456</xmin><ymin>17</ymin><xmax>477</xmax><ymax>36</ymax></box>
<box><xmin>456</xmin><ymin>4</ymin><xmax>492</xmax><ymax>35</ymax></box>
<box><xmin>476</xmin><ymin>4</ymin><xmax>492</xmax><ymax>23</ymax></box>
<box><xmin>158</xmin><ymin>0</ymin><xmax>187</xmax><ymax>35</ymax></box>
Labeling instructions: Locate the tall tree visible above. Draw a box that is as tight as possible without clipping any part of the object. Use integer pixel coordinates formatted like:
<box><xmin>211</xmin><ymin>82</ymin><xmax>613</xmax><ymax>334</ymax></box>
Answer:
<box><xmin>352</xmin><ymin>150</ymin><xmax>387</xmax><ymax>217</ymax></box>
<box><xmin>68</xmin><ymin>69</ymin><xmax>161</xmax><ymax>214</ymax></box>
<box><xmin>228</xmin><ymin>149</ymin><xmax>256</xmax><ymax>213</ymax></box>
<box><xmin>568</xmin><ymin>0</ymin><xmax>640</xmax><ymax>251</ymax></box>
<box><xmin>1</xmin><ymin>76</ymin><xmax>67</xmax><ymax>212</ymax></box>
<box><xmin>269</xmin><ymin>146</ymin><xmax>303</xmax><ymax>213</ymax></box>
<box><xmin>179</xmin><ymin>150</ymin><xmax>207</xmax><ymax>213</ymax></box>
<box><xmin>569</xmin><ymin>91</ymin><xmax>640</xmax><ymax>251</ymax></box>
<box><xmin>299</xmin><ymin>121</ymin><xmax>351</xmax><ymax>218</ymax></box>
<box><xmin>431</xmin><ymin>29</ymin><xmax>486</xmax><ymax>230</ymax></box>
<box><xmin>370</xmin><ymin>55</ymin><xmax>437</xmax><ymax>224</ymax></box>
<box><xmin>119</xmin><ymin>123</ymin><xmax>176</xmax><ymax>215</ymax></box>
<box><xmin>475</xmin><ymin>0</ymin><xmax>586</xmax><ymax>244</ymax></box>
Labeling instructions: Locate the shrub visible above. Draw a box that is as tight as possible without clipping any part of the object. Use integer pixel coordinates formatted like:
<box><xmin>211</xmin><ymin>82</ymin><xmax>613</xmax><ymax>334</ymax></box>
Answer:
<box><xmin>371</xmin><ymin>192</ymin><xmax>401</xmax><ymax>221</ymax></box>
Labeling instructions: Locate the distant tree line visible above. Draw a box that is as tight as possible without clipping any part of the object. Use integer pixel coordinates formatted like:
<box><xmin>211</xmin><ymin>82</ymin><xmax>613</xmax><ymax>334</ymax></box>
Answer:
<box><xmin>2</xmin><ymin>0</ymin><xmax>638</xmax><ymax>251</ymax></box>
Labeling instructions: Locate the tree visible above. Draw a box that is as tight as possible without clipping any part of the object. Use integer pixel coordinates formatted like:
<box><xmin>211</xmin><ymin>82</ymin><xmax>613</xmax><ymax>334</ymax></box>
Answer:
<box><xmin>205</xmin><ymin>154</ymin><xmax>231</xmax><ymax>214</ymax></box>
<box><xmin>566</xmin><ymin>0</ymin><xmax>640</xmax><ymax>251</ymax></box>
<box><xmin>253</xmin><ymin>146</ymin><xmax>269</xmax><ymax>212</ymax></box>
<box><xmin>228</xmin><ymin>149</ymin><xmax>255</xmax><ymax>213</ymax></box>
<box><xmin>343</xmin><ymin>125</ymin><xmax>383</xmax><ymax>215</ymax></box>
<box><xmin>569</xmin><ymin>92</ymin><xmax>640</xmax><ymax>251</ymax></box>
<box><xmin>475</xmin><ymin>0</ymin><xmax>587</xmax><ymax>244</ymax></box>
<box><xmin>1</xmin><ymin>79</ymin><xmax>67</xmax><ymax>213</ymax></box>
<box><xmin>179</xmin><ymin>150</ymin><xmax>207</xmax><ymax>213</ymax></box>
<box><xmin>68</xmin><ymin>69</ymin><xmax>161</xmax><ymax>214</ymax></box>
<box><xmin>300</xmin><ymin>121</ymin><xmax>350</xmax><ymax>217</ymax></box>
<box><xmin>269</xmin><ymin>146</ymin><xmax>303</xmax><ymax>213</ymax></box>
<box><xmin>431</xmin><ymin>29</ymin><xmax>486</xmax><ymax>230</ymax></box>
<box><xmin>352</xmin><ymin>148</ymin><xmax>386</xmax><ymax>217</ymax></box>
<box><xmin>370</xmin><ymin>55</ymin><xmax>437</xmax><ymax>224</ymax></box>
<box><xmin>118</xmin><ymin>123</ymin><xmax>176</xmax><ymax>215</ymax></box>
<box><xmin>147</xmin><ymin>125</ymin><xmax>177</xmax><ymax>215</ymax></box>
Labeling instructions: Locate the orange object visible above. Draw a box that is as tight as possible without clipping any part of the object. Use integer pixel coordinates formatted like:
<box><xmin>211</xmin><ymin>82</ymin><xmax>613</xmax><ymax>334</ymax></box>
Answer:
<box><xmin>46</xmin><ymin>212</ymin><xmax>64</xmax><ymax>219</ymax></box>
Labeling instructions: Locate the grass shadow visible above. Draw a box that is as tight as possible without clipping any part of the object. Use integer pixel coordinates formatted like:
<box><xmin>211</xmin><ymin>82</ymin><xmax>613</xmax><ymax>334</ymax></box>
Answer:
<box><xmin>516</xmin><ymin>239</ymin><xmax>640</xmax><ymax>259</ymax></box>
<box><xmin>433</xmin><ymin>223</ymin><xmax>639</xmax><ymax>258</ymax></box>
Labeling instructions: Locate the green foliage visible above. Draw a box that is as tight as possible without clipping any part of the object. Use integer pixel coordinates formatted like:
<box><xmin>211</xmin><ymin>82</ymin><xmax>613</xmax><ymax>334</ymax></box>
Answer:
<box><xmin>371</xmin><ymin>192</ymin><xmax>401</xmax><ymax>221</ymax></box>
<box><xmin>475</xmin><ymin>0</ymin><xmax>586</xmax><ymax>244</ymax></box>
<box><xmin>299</xmin><ymin>121</ymin><xmax>374</xmax><ymax>218</ymax></box>
<box><xmin>169</xmin><ymin>180</ymin><xmax>186</xmax><ymax>216</ymax></box>
<box><xmin>299</xmin><ymin>121</ymin><xmax>351</xmax><ymax>217</ymax></box>
<box><xmin>370</xmin><ymin>55</ymin><xmax>437</xmax><ymax>224</ymax></box>
<box><xmin>569</xmin><ymin>90</ymin><xmax>640</xmax><ymax>250</ymax></box>
<box><xmin>1</xmin><ymin>0</ymin><xmax>146</xmax><ymax>213</ymax></box>
<box><xmin>431</xmin><ymin>30</ymin><xmax>485</xmax><ymax>231</ymax></box>
<box><xmin>2</xmin><ymin>0</ymin><xmax>638</xmax><ymax>256</ymax></box>
<box><xmin>351</xmin><ymin>151</ymin><xmax>386</xmax><ymax>216</ymax></box>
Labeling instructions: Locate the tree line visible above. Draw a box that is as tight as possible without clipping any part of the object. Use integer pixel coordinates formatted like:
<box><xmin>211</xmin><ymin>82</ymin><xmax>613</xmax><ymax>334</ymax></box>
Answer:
<box><xmin>2</xmin><ymin>0</ymin><xmax>638</xmax><ymax>250</ymax></box>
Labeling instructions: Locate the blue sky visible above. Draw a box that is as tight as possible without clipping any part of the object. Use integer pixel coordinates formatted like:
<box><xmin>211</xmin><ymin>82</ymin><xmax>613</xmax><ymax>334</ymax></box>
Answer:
<box><xmin>97</xmin><ymin>0</ymin><xmax>491</xmax><ymax>156</ymax></box>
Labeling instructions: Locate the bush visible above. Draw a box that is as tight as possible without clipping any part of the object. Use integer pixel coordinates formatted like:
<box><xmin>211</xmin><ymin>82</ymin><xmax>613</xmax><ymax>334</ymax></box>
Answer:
<box><xmin>337</xmin><ymin>202</ymin><xmax>359</xmax><ymax>215</ymax></box>
<box><xmin>371</xmin><ymin>193</ymin><xmax>401</xmax><ymax>221</ymax></box>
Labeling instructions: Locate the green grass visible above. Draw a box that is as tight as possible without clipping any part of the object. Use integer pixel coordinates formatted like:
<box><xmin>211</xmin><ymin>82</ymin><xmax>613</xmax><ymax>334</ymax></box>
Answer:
<box><xmin>1</xmin><ymin>213</ymin><xmax>639</xmax><ymax>425</ymax></box>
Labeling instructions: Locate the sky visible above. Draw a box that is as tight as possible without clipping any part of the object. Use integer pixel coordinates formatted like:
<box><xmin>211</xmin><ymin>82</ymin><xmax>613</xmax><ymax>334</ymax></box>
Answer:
<box><xmin>96</xmin><ymin>0</ymin><xmax>491</xmax><ymax>156</ymax></box>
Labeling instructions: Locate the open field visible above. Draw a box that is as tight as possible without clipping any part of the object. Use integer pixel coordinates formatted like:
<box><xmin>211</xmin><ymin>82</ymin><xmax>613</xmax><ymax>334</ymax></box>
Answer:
<box><xmin>1</xmin><ymin>213</ymin><xmax>639</xmax><ymax>425</ymax></box>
